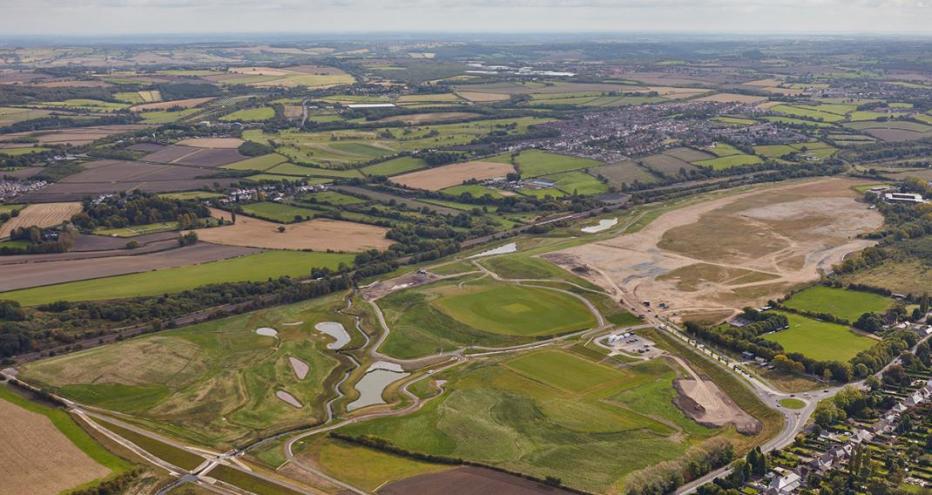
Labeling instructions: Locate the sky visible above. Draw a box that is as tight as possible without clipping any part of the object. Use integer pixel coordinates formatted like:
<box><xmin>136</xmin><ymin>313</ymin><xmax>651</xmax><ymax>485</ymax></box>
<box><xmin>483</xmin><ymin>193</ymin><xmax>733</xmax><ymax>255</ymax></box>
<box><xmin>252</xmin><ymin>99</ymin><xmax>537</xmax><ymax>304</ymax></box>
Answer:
<box><xmin>0</xmin><ymin>0</ymin><xmax>930</xmax><ymax>37</ymax></box>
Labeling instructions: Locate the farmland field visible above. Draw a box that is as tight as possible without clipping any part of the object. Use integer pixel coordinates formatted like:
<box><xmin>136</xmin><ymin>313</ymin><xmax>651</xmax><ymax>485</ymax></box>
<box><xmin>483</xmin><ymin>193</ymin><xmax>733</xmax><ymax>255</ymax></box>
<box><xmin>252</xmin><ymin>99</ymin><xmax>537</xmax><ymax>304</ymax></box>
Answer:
<box><xmin>338</xmin><ymin>352</ymin><xmax>724</xmax><ymax>493</ymax></box>
<box><xmin>0</xmin><ymin>385</ymin><xmax>130</xmax><ymax>495</ymax></box>
<box><xmin>1</xmin><ymin>250</ymin><xmax>354</xmax><ymax>306</ymax></box>
<box><xmin>763</xmin><ymin>312</ymin><xmax>875</xmax><ymax>362</ymax></box>
<box><xmin>392</xmin><ymin>160</ymin><xmax>514</xmax><ymax>191</ymax></box>
<box><xmin>223</xmin><ymin>154</ymin><xmax>289</xmax><ymax>171</ymax></box>
<box><xmin>694</xmin><ymin>153</ymin><xmax>762</xmax><ymax>170</ymax></box>
<box><xmin>238</xmin><ymin>201</ymin><xmax>320</xmax><ymax>223</ymax></box>
<box><xmin>361</xmin><ymin>156</ymin><xmax>428</xmax><ymax>176</ymax></box>
<box><xmin>0</xmin><ymin>202</ymin><xmax>82</xmax><ymax>238</ymax></box>
<box><xmin>220</xmin><ymin>107</ymin><xmax>276</xmax><ymax>122</ymax></box>
<box><xmin>591</xmin><ymin>160</ymin><xmax>657</xmax><ymax>186</ymax></box>
<box><xmin>543</xmin><ymin>170</ymin><xmax>609</xmax><ymax>195</ymax></box>
<box><xmin>782</xmin><ymin>285</ymin><xmax>893</xmax><ymax>322</ymax></box>
<box><xmin>514</xmin><ymin>149</ymin><xmax>602</xmax><ymax>177</ymax></box>
<box><xmin>377</xmin><ymin>278</ymin><xmax>596</xmax><ymax>359</ymax></box>
<box><xmin>20</xmin><ymin>294</ymin><xmax>351</xmax><ymax>447</ymax></box>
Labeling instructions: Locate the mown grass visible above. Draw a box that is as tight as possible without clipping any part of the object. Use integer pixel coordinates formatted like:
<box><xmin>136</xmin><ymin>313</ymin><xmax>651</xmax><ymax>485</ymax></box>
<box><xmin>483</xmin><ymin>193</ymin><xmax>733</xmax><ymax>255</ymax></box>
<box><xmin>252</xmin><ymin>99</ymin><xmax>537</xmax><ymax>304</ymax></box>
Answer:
<box><xmin>0</xmin><ymin>384</ymin><xmax>133</xmax><ymax>473</ymax></box>
<box><xmin>782</xmin><ymin>285</ymin><xmax>892</xmax><ymax>322</ymax></box>
<box><xmin>764</xmin><ymin>311</ymin><xmax>875</xmax><ymax>362</ymax></box>
<box><xmin>339</xmin><ymin>350</ymin><xmax>720</xmax><ymax>493</ymax></box>
<box><xmin>158</xmin><ymin>191</ymin><xmax>225</xmax><ymax>201</ymax></box>
<box><xmin>94</xmin><ymin>221</ymin><xmax>178</xmax><ymax>237</ymax></box>
<box><xmin>1</xmin><ymin>250</ymin><xmax>355</xmax><ymax>306</ymax></box>
<box><xmin>93</xmin><ymin>418</ymin><xmax>204</xmax><ymax>471</ymax></box>
<box><xmin>238</xmin><ymin>201</ymin><xmax>320</xmax><ymax>223</ymax></box>
<box><xmin>209</xmin><ymin>464</ymin><xmax>304</xmax><ymax>495</ymax></box>
<box><xmin>515</xmin><ymin>149</ymin><xmax>603</xmax><ymax>177</ymax></box>
<box><xmin>778</xmin><ymin>398</ymin><xmax>805</xmax><ymax>410</ymax></box>
<box><xmin>220</xmin><ymin>107</ymin><xmax>276</xmax><ymax>122</ymax></box>
<box><xmin>21</xmin><ymin>294</ymin><xmax>349</xmax><ymax>448</ymax></box>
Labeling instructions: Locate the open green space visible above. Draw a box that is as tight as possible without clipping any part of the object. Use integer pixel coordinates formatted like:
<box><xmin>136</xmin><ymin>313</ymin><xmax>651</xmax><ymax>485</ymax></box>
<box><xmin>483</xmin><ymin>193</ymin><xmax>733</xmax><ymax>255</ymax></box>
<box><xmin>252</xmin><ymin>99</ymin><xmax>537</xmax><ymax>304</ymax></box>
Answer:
<box><xmin>763</xmin><ymin>312</ymin><xmax>875</xmax><ymax>362</ymax></box>
<box><xmin>782</xmin><ymin>285</ymin><xmax>893</xmax><ymax>322</ymax></box>
<box><xmin>2</xmin><ymin>250</ymin><xmax>354</xmax><ymax>306</ymax></box>
<box><xmin>224</xmin><ymin>154</ymin><xmax>289</xmax><ymax>172</ymax></box>
<box><xmin>778</xmin><ymin>398</ymin><xmax>805</xmax><ymax>410</ymax></box>
<box><xmin>20</xmin><ymin>294</ymin><xmax>350</xmax><ymax>448</ymax></box>
<box><xmin>0</xmin><ymin>146</ymin><xmax>49</xmax><ymax>156</ymax></box>
<box><xmin>694</xmin><ymin>154</ymin><xmax>762</xmax><ymax>170</ymax></box>
<box><xmin>94</xmin><ymin>221</ymin><xmax>178</xmax><ymax>237</ymax></box>
<box><xmin>159</xmin><ymin>191</ymin><xmax>225</xmax><ymax>200</ymax></box>
<box><xmin>441</xmin><ymin>183</ymin><xmax>506</xmax><ymax>199</ymax></box>
<box><xmin>39</xmin><ymin>99</ymin><xmax>129</xmax><ymax>112</ymax></box>
<box><xmin>0</xmin><ymin>384</ymin><xmax>133</xmax><ymax>474</ymax></box>
<box><xmin>238</xmin><ymin>201</ymin><xmax>320</xmax><ymax>223</ymax></box>
<box><xmin>221</xmin><ymin>107</ymin><xmax>276</xmax><ymax>122</ymax></box>
<box><xmin>377</xmin><ymin>278</ymin><xmax>596</xmax><ymax>359</ymax></box>
<box><xmin>139</xmin><ymin>109</ymin><xmax>200</xmax><ymax>124</ymax></box>
<box><xmin>360</xmin><ymin>156</ymin><xmax>428</xmax><ymax>176</ymax></box>
<box><xmin>513</xmin><ymin>149</ymin><xmax>602</xmax><ymax>177</ymax></box>
<box><xmin>543</xmin><ymin>170</ymin><xmax>609</xmax><ymax>195</ymax></box>
<box><xmin>209</xmin><ymin>465</ymin><xmax>304</xmax><ymax>495</ymax></box>
<box><xmin>339</xmin><ymin>350</ymin><xmax>723</xmax><ymax>493</ymax></box>
<box><xmin>94</xmin><ymin>418</ymin><xmax>204</xmax><ymax>471</ymax></box>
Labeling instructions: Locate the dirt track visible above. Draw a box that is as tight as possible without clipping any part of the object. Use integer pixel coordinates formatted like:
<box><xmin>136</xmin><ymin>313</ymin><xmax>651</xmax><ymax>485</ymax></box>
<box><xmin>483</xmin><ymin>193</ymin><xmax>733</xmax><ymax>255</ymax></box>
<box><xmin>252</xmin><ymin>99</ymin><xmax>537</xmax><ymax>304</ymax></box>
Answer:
<box><xmin>547</xmin><ymin>178</ymin><xmax>883</xmax><ymax>322</ymax></box>
<box><xmin>0</xmin><ymin>398</ymin><xmax>110</xmax><ymax>495</ymax></box>
<box><xmin>194</xmin><ymin>209</ymin><xmax>393</xmax><ymax>252</ymax></box>
<box><xmin>0</xmin><ymin>202</ymin><xmax>82</xmax><ymax>238</ymax></box>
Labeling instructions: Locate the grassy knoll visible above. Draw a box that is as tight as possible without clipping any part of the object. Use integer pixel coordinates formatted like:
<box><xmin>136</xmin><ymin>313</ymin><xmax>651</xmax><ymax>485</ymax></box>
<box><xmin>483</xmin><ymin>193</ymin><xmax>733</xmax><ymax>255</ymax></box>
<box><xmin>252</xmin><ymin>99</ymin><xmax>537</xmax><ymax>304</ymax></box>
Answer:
<box><xmin>20</xmin><ymin>294</ymin><xmax>351</xmax><ymax>448</ymax></box>
<box><xmin>238</xmin><ymin>201</ymin><xmax>320</xmax><ymax>223</ymax></box>
<box><xmin>220</xmin><ymin>107</ymin><xmax>276</xmax><ymax>122</ymax></box>
<box><xmin>377</xmin><ymin>279</ymin><xmax>595</xmax><ymax>359</ymax></box>
<box><xmin>782</xmin><ymin>285</ymin><xmax>893</xmax><ymax>322</ymax></box>
<box><xmin>0</xmin><ymin>384</ymin><xmax>133</xmax><ymax>474</ymax></box>
<box><xmin>292</xmin><ymin>435</ymin><xmax>451</xmax><ymax>491</ymax></box>
<box><xmin>339</xmin><ymin>350</ymin><xmax>723</xmax><ymax>493</ymax></box>
<box><xmin>764</xmin><ymin>312</ymin><xmax>875</xmax><ymax>362</ymax></box>
<box><xmin>514</xmin><ymin>149</ymin><xmax>603</xmax><ymax>177</ymax></box>
<box><xmin>94</xmin><ymin>418</ymin><xmax>204</xmax><ymax>471</ymax></box>
<box><xmin>2</xmin><ymin>250</ymin><xmax>354</xmax><ymax>306</ymax></box>
<box><xmin>361</xmin><ymin>156</ymin><xmax>428</xmax><ymax>176</ymax></box>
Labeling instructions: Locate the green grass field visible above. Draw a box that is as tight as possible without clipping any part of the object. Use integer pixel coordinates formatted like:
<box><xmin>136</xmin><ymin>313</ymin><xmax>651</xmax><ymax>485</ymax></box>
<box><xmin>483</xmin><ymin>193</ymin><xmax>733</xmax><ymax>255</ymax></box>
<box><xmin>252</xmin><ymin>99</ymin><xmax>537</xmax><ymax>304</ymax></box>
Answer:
<box><xmin>764</xmin><ymin>312</ymin><xmax>876</xmax><ymax>362</ymax></box>
<box><xmin>209</xmin><ymin>465</ymin><xmax>304</xmax><ymax>495</ymax></box>
<box><xmin>93</xmin><ymin>418</ymin><xmax>204</xmax><ymax>471</ymax></box>
<box><xmin>94</xmin><ymin>221</ymin><xmax>178</xmax><ymax>237</ymax></box>
<box><xmin>223</xmin><ymin>154</ymin><xmax>289</xmax><ymax>172</ymax></box>
<box><xmin>694</xmin><ymin>154</ymin><xmax>762</xmax><ymax>170</ymax></box>
<box><xmin>139</xmin><ymin>108</ymin><xmax>199</xmax><ymax>124</ymax></box>
<box><xmin>361</xmin><ymin>156</ymin><xmax>428</xmax><ymax>176</ymax></box>
<box><xmin>778</xmin><ymin>398</ymin><xmax>805</xmax><ymax>410</ymax></box>
<box><xmin>377</xmin><ymin>278</ymin><xmax>595</xmax><ymax>359</ymax></box>
<box><xmin>238</xmin><ymin>201</ymin><xmax>320</xmax><ymax>223</ymax></box>
<box><xmin>0</xmin><ymin>146</ymin><xmax>49</xmax><ymax>156</ymax></box>
<box><xmin>159</xmin><ymin>191</ymin><xmax>225</xmax><ymax>200</ymax></box>
<box><xmin>514</xmin><ymin>149</ymin><xmax>603</xmax><ymax>177</ymax></box>
<box><xmin>782</xmin><ymin>286</ymin><xmax>893</xmax><ymax>322</ymax></box>
<box><xmin>0</xmin><ymin>384</ymin><xmax>133</xmax><ymax>474</ymax></box>
<box><xmin>1</xmin><ymin>251</ymin><xmax>355</xmax><ymax>306</ymax></box>
<box><xmin>339</xmin><ymin>351</ymin><xmax>722</xmax><ymax>493</ymax></box>
<box><xmin>20</xmin><ymin>294</ymin><xmax>351</xmax><ymax>448</ymax></box>
<box><xmin>543</xmin><ymin>170</ymin><xmax>609</xmax><ymax>195</ymax></box>
<box><xmin>220</xmin><ymin>107</ymin><xmax>276</xmax><ymax>122</ymax></box>
<box><xmin>441</xmin><ymin>184</ymin><xmax>506</xmax><ymax>199</ymax></box>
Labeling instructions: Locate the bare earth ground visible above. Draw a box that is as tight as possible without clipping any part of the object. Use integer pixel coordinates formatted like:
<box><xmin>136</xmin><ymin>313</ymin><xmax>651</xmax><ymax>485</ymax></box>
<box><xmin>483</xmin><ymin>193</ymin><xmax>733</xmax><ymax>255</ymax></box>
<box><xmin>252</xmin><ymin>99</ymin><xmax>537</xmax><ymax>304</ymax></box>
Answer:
<box><xmin>391</xmin><ymin>161</ymin><xmax>515</xmax><ymax>191</ymax></box>
<box><xmin>176</xmin><ymin>137</ymin><xmax>244</xmax><ymax>149</ymax></box>
<box><xmin>0</xmin><ymin>243</ymin><xmax>257</xmax><ymax>291</ymax></box>
<box><xmin>546</xmin><ymin>179</ymin><xmax>883</xmax><ymax>322</ymax></box>
<box><xmin>194</xmin><ymin>209</ymin><xmax>393</xmax><ymax>252</ymax></box>
<box><xmin>0</xmin><ymin>202</ymin><xmax>82</xmax><ymax>238</ymax></box>
<box><xmin>667</xmin><ymin>355</ymin><xmax>761</xmax><ymax>434</ymax></box>
<box><xmin>378</xmin><ymin>466</ymin><xmax>577</xmax><ymax>495</ymax></box>
<box><xmin>0</xmin><ymin>399</ymin><xmax>110</xmax><ymax>495</ymax></box>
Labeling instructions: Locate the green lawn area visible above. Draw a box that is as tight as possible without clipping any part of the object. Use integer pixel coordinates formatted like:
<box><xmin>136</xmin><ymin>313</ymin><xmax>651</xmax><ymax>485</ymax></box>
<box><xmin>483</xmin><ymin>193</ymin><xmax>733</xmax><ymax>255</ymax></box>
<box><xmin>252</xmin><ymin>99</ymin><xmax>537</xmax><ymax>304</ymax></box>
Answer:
<box><xmin>543</xmin><ymin>170</ymin><xmax>609</xmax><ymax>195</ymax></box>
<box><xmin>714</xmin><ymin>116</ymin><xmax>757</xmax><ymax>126</ymax></box>
<box><xmin>159</xmin><ymin>191</ymin><xmax>225</xmax><ymax>200</ymax></box>
<box><xmin>210</xmin><ymin>465</ymin><xmax>304</xmax><ymax>495</ymax></box>
<box><xmin>0</xmin><ymin>146</ymin><xmax>49</xmax><ymax>156</ymax></box>
<box><xmin>770</xmin><ymin>104</ymin><xmax>846</xmax><ymax>123</ymax></box>
<box><xmin>93</xmin><ymin>418</ymin><xmax>204</xmax><ymax>471</ymax></box>
<box><xmin>778</xmin><ymin>398</ymin><xmax>806</xmax><ymax>410</ymax></box>
<box><xmin>694</xmin><ymin>154</ymin><xmax>762</xmax><ymax>170</ymax></box>
<box><xmin>338</xmin><ymin>351</ymin><xmax>721</xmax><ymax>493</ymax></box>
<box><xmin>361</xmin><ymin>156</ymin><xmax>428</xmax><ymax>176</ymax></box>
<box><xmin>782</xmin><ymin>286</ymin><xmax>893</xmax><ymax>322</ymax></box>
<box><xmin>220</xmin><ymin>107</ymin><xmax>276</xmax><ymax>122</ymax></box>
<box><xmin>706</xmin><ymin>142</ymin><xmax>742</xmax><ymax>157</ymax></box>
<box><xmin>515</xmin><ymin>149</ymin><xmax>602</xmax><ymax>177</ymax></box>
<box><xmin>20</xmin><ymin>294</ymin><xmax>349</xmax><ymax>448</ymax></box>
<box><xmin>303</xmin><ymin>190</ymin><xmax>367</xmax><ymax>206</ymax></box>
<box><xmin>0</xmin><ymin>384</ymin><xmax>133</xmax><ymax>474</ymax></box>
<box><xmin>223</xmin><ymin>154</ymin><xmax>289</xmax><ymax>172</ymax></box>
<box><xmin>432</xmin><ymin>282</ymin><xmax>596</xmax><ymax>337</ymax></box>
<box><xmin>1</xmin><ymin>250</ymin><xmax>355</xmax><ymax>306</ymax></box>
<box><xmin>238</xmin><ymin>201</ymin><xmax>320</xmax><ymax>223</ymax></box>
<box><xmin>139</xmin><ymin>109</ymin><xmax>199</xmax><ymax>124</ymax></box>
<box><xmin>763</xmin><ymin>312</ymin><xmax>876</xmax><ymax>362</ymax></box>
<box><xmin>40</xmin><ymin>99</ymin><xmax>129</xmax><ymax>112</ymax></box>
<box><xmin>441</xmin><ymin>184</ymin><xmax>506</xmax><ymax>199</ymax></box>
<box><xmin>94</xmin><ymin>221</ymin><xmax>178</xmax><ymax>237</ymax></box>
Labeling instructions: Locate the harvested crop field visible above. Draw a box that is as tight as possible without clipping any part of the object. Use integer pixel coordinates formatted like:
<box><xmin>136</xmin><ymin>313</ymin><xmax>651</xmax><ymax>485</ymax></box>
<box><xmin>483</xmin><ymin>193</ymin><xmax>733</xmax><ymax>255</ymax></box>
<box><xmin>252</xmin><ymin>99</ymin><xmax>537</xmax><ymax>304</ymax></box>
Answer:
<box><xmin>547</xmin><ymin>179</ymin><xmax>884</xmax><ymax>321</ymax></box>
<box><xmin>0</xmin><ymin>395</ymin><xmax>110</xmax><ymax>495</ymax></box>
<box><xmin>391</xmin><ymin>160</ymin><xmax>514</xmax><ymax>190</ymax></box>
<box><xmin>0</xmin><ymin>243</ymin><xmax>256</xmax><ymax>292</ymax></box>
<box><xmin>130</xmin><ymin>97</ymin><xmax>214</xmax><ymax>111</ymax></box>
<box><xmin>176</xmin><ymin>137</ymin><xmax>244</xmax><ymax>149</ymax></box>
<box><xmin>142</xmin><ymin>145</ymin><xmax>246</xmax><ymax>167</ymax></box>
<box><xmin>693</xmin><ymin>93</ymin><xmax>768</xmax><ymax>104</ymax></box>
<box><xmin>641</xmin><ymin>153</ymin><xmax>697</xmax><ymax>176</ymax></box>
<box><xmin>376</xmin><ymin>112</ymin><xmax>479</xmax><ymax>124</ymax></box>
<box><xmin>379</xmin><ymin>466</ymin><xmax>578</xmax><ymax>495</ymax></box>
<box><xmin>0</xmin><ymin>124</ymin><xmax>149</xmax><ymax>147</ymax></box>
<box><xmin>0</xmin><ymin>202</ymin><xmax>81</xmax><ymax>238</ymax></box>
<box><xmin>194</xmin><ymin>209</ymin><xmax>393</xmax><ymax>251</ymax></box>
<box><xmin>591</xmin><ymin>160</ymin><xmax>657</xmax><ymax>186</ymax></box>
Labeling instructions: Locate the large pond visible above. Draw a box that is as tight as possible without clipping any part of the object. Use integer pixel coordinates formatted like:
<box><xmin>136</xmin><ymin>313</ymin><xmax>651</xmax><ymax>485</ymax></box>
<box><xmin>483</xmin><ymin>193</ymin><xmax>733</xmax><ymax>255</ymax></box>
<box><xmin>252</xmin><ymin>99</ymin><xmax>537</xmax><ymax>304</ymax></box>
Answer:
<box><xmin>581</xmin><ymin>217</ymin><xmax>617</xmax><ymax>233</ymax></box>
<box><xmin>314</xmin><ymin>322</ymin><xmax>350</xmax><ymax>350</ymax></box>
<box><xmin>347</xmin><ymin>361</ymin><xmax>409</xmax><ymax>411</ymax></box>
<box><xmin>469</xmin><ymin>242</ymin><xmax>517</xmax><ymax>258</ymax></box>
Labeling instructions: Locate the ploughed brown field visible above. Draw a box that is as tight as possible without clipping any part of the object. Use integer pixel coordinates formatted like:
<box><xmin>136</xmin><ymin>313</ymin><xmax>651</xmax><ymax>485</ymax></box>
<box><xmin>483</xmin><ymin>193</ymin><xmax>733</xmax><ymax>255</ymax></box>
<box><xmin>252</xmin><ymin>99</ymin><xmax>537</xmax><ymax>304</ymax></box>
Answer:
<box><xmin>391</xmin><ymin>160</ymin><xmax>515</xmax><ymax>191</ymax></box>
<box><xmin>0</xmin><ymin>202</ymin><xmax>82</xmax><ymax>238</ymax></box>
<box><xmin>194</xmin><ymin>209</ymin><xmax>394</xmax><ymax>252</ymax></box>
<box><xmin>0</xmin><ymin>398</ymin><xmax>110</xmax><ymax>495</ymax></box>
<box><xmin>130</xmin><ymin>97</ymin><xmax>214</xmax><ymax>111</ymax></box>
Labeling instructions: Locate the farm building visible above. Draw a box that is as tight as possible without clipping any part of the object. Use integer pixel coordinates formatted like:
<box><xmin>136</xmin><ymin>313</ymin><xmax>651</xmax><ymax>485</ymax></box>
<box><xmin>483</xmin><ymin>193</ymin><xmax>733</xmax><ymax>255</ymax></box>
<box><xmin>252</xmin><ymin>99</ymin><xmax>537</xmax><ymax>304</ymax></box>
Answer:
<box><xmin>884</xmin><ymin>192</ymin><xmax>926</xmax><ymax>203</ymax></box>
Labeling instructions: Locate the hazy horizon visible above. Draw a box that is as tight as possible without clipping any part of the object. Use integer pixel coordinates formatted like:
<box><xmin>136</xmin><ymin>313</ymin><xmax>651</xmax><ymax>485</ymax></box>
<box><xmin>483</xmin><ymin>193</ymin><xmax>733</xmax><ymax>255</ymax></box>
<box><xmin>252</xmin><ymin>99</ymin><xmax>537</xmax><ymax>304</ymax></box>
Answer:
<box><xmin>1</xmin><ymin>0</ymin><xmax>930</xmax><ymax>37</ymax></box>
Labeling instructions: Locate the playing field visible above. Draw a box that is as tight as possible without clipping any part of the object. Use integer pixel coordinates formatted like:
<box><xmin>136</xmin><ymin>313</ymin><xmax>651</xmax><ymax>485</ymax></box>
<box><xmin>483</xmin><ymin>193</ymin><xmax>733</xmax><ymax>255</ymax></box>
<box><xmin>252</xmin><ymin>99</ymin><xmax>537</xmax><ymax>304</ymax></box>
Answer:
<box><xmin>0</xmin><ymin>385</ymin><xmax>130</xmax><ymax>495</ymax></box>
<box><xmin>1</xmin><ymin>250</ymin><xmax>354</xmax><ymax>306</ymax></box>
<box><xmin>377</xmin><ymin>279</ymin><xmax>596</xmax><ymax>359</ymax></box>
<box><xmin>763</xmin><ymin>312</ymin><xmax>876</xmax><ymax>362</ymax></box>
<box><xmin>20</xmin><ymin>294</ymin><xmax>351</xmax><ymax>448</ymax></box>
<box><xmin>339</xmin><ymin>351</ymin><xmax>723</xmax><ymax>493</ymax></box>
<box><xmin>782</xmin><ymin>285</ymin><xmax>893</xmax><ymax>322</ymax></box>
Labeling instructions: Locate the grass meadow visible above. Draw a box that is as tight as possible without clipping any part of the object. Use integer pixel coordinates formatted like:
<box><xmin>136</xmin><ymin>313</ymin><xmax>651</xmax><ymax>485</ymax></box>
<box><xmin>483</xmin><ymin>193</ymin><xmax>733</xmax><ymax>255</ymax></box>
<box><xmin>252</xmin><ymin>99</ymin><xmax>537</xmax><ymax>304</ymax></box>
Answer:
<box><xmin>763</xmin><ymin>312</ymin><xmax>876</xmax><ymax>362</ymax></box>
<box><xmin>782</xmin><ymin>285</ymin><xmax>893</xmax><ymax>322</ymax></box>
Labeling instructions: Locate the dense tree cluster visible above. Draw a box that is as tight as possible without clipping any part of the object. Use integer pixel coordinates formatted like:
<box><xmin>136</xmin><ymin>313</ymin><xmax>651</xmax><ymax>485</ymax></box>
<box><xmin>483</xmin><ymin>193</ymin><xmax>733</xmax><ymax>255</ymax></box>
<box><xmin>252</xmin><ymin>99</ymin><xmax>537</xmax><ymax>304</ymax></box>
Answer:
<box><xmin>71</xmin><ymin>191</ymin><xmax>209</xmax><ymax>230</ymax></box>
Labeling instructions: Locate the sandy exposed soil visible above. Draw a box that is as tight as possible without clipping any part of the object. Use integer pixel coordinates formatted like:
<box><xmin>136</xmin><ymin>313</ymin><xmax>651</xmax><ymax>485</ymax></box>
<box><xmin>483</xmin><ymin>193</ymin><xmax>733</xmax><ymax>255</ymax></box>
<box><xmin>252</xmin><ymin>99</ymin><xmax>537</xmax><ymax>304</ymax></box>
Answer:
<box><xmin>546</xmin><ymin>179</ymin><xmax>883</xmax><ymax>322</ymax></box>
<box><xmin>0</xmin><ymin>399</ymin><xmax>110</xmax><ymax>495</ymax></box>
<box><xmin>194</xmin><ymin>209</ymin><xmax>393</xmax><ymax>252</ymax></box>
<box><xmin>667</xmin><ymin>352</ymin><xmax>761</xmax><ymax>434</ymax></box>
<box><xmin>0</xmin><ymin>202</ymin><xmax>82</xmax><ymax>238</ymax></box>
<box><xmin>391</xmin><ymin>161</ymin><xmax>515</xmax><ymax>191</ymax></box>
